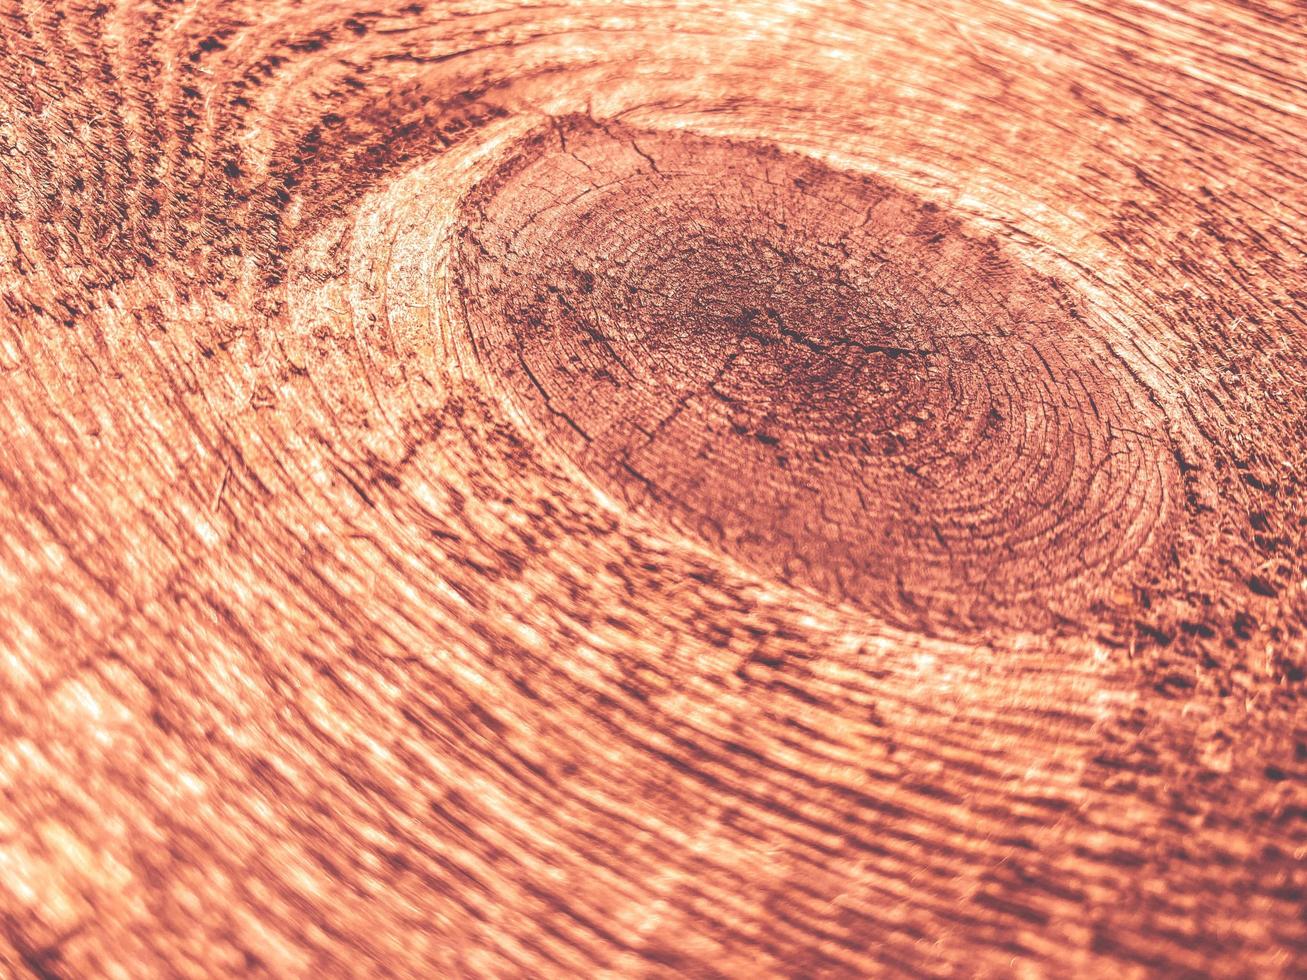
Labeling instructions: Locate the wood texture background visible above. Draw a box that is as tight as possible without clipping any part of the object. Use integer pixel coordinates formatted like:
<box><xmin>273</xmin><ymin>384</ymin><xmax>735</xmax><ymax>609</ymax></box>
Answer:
<box><xmin>0</xmin><ymin>0</ymin><xmax>1304</xmax><ymax>975</ymax></box>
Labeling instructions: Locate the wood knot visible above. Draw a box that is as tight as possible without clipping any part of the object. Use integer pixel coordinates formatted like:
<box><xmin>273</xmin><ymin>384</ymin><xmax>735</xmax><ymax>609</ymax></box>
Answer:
<box><xmin>454</xmin><ymin>117</ymin><xmax>1179</xmax><ymax>634</ymax></box>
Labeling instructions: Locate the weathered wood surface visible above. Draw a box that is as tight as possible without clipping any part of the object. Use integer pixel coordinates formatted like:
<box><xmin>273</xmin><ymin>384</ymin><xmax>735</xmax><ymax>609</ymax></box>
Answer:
<box><xmin>0</xmin><ymin>0</ymin><xmax>1304</xmax><ymax>975</ymax></box>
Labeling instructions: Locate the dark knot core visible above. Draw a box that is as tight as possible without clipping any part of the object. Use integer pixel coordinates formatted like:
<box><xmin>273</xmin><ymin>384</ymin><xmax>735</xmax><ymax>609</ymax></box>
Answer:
<box><xmin>454</xmin><ymin>117</ymin><xmax>1176</xmax><ymax>634</ymax></box>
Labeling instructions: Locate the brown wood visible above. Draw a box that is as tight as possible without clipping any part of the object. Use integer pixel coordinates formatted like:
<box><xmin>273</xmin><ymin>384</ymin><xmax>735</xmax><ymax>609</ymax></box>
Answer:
<box><xmin>0</xmin><ymin>0</ymin><xmax>1303</xmax><ymax>975</ymax></box>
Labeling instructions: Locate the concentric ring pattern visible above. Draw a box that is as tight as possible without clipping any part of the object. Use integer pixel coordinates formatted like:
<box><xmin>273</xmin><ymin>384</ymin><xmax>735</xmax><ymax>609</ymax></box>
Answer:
<box><xmin>454</xmin><ymin>117</ymin><xmax>1177</xmax><ymax>634</ymax></box>
<box><xmin>0</xmin><ymin>0</ymin><xmax>1304</xmax><ymax>976</ymax></box>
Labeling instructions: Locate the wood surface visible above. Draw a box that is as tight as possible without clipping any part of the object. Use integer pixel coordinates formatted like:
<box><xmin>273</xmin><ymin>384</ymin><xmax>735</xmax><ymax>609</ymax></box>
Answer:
<box><xmin>0</xmin><ymin>0</ymin><xmax>1304</xmax><ymax>975</ymax></box>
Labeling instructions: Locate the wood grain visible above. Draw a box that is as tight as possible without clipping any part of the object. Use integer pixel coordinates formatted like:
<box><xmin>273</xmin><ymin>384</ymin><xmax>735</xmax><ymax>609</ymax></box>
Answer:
<box><xmin>0</xmin><ymin>0</ymin><xmax>1304</xmax><ymax>976</ymax></box>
